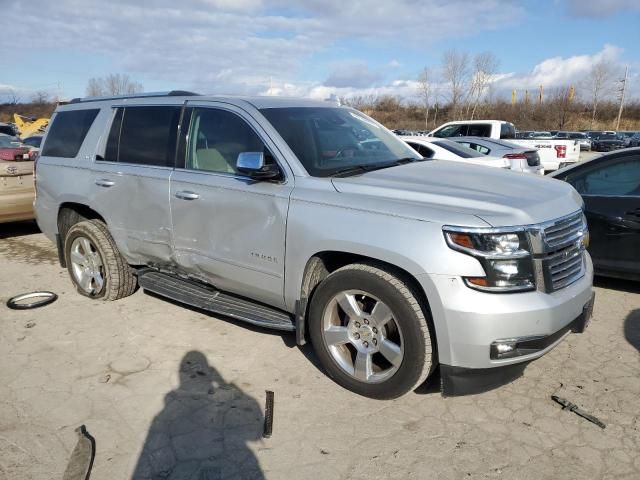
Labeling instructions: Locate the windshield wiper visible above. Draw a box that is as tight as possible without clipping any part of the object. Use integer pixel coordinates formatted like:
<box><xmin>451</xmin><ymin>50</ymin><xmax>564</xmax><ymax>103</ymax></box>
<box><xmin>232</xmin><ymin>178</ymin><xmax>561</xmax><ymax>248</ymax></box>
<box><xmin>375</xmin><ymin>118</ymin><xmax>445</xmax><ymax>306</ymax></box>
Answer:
<box><xmin>330</xmin><ymin>157</ymin><xmax>422</xmax><ymax>178</ymax></box>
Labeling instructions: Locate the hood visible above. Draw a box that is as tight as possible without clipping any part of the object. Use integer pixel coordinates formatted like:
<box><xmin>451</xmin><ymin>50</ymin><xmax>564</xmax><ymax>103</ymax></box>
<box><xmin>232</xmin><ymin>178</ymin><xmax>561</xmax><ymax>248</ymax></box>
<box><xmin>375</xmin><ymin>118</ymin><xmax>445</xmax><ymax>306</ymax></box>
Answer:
<box><xmin>331</xmin><ymin>160</ymin><xmax>582</xmax><ymax>227</ymax></box>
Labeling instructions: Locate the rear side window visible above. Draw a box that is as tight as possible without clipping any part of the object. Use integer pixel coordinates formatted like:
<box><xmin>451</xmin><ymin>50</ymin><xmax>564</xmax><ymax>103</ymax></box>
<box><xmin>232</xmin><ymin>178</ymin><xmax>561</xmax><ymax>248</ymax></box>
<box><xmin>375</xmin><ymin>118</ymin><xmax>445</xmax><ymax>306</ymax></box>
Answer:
<box><xmin>457</xmin><ymin>141</ymin><xmax>491</xmax><ymax>155</ymax></box>
<box><xmin>499</xmin><ymin>123</ymin><xmax>516</xmax><ymax>139</ymax></box>
<box><xmin>41</xmin><ymin>109</ymin><xmax>99</xmax><ymax>158</ymax></box>
<box><xmin>103</xmin><ymin>106</ymin><xmax>181</xmax><ymax>167</ymax></box>
<box><xmin>407</xmin><ymin>142</ymin><xmax>434</xmax><ymax>158</ymax></box>
<box><xmin>468</xmin><ymin>124</ymin><xmax>492</xmax><ymax>137</ymax></box>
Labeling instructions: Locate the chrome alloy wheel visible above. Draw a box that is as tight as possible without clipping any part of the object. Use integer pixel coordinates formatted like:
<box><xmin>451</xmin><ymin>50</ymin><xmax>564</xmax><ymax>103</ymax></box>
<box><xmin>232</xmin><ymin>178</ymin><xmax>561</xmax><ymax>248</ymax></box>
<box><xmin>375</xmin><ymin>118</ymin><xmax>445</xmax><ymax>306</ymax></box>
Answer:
<box><xmin>69</xmin><ymin>237</ymin><xmax>105</xmax><ymax>295</ymax></box>
<box><xmin>321</xmin><ymin>290</ymin><xmax>404</xmax><ymax>383</ymax></box>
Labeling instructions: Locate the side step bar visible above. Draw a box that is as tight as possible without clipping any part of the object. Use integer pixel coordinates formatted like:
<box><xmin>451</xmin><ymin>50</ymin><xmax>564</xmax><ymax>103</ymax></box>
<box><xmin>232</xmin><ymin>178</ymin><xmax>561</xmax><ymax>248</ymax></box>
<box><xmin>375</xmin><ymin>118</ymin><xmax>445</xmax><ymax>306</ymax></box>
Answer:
<box><xmin>137</xmin><ymin>270</ymin><xmax>295</xmax><ymax>332</ymax></box>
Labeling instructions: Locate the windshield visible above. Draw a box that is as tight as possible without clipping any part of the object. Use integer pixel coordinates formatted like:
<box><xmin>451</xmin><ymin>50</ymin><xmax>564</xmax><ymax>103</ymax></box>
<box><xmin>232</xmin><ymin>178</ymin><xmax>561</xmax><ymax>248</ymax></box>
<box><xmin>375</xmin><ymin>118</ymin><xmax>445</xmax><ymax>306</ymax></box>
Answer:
<box><xmin>23</xmin><ymin>136</ymin><xmax>42</xmax><ymax>147</ymax></box>
<box><xmin>260</xmin><ymin>107</ymin><xmax>421</xmax><ymax>177</ymax></box>
<box><xmin>432</xmin><ymin>140</ymin><xmax>481</xmax><ymax>158</ymax></box>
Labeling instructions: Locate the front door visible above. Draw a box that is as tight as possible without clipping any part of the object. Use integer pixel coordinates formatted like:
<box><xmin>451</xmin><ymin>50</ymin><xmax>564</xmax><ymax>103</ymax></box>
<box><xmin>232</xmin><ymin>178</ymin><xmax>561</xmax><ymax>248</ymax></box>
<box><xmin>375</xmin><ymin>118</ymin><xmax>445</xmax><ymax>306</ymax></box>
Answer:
<box><xmin>567</xmin><ymin>153</ymin><xmax>640</xmax><ymax>277</ymax></box>
<box><xmin>169</xmin><ymin>103</ymin><xmax>294</xmax><ymax>309</ymax></box>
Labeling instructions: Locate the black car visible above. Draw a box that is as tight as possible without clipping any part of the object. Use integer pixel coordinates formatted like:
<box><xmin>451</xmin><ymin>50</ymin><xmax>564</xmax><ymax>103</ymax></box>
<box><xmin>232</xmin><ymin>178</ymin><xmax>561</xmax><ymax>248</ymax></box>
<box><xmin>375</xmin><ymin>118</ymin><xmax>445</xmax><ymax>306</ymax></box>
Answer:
<box><xmin>591</xmin><ymin>133</ymin><xmax>626</xmax><ymax>152</ymax></box>
<box><xmin>551</xmin><ymin>148</ymin><xmax>640</xmax><ymax>281</ymax></box>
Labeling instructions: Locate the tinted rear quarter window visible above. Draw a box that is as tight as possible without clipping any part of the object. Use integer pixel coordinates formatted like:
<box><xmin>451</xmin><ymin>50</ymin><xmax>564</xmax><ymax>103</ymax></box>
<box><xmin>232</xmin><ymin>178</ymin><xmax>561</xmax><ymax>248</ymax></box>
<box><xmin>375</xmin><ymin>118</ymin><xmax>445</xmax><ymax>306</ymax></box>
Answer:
<box><xmin>41</xmin><ymin>109</ymin><xmax>99</xmax><ymax>158</ymax></box>
<box><xmin>104</xmin><ymin>106</ymin><xmax>181</xmax><ymax>167</ymax></box>
<box><xmin>468</xmin><ymin>124</ymin><xmax>492</xmax><ymax>137</ymax></box>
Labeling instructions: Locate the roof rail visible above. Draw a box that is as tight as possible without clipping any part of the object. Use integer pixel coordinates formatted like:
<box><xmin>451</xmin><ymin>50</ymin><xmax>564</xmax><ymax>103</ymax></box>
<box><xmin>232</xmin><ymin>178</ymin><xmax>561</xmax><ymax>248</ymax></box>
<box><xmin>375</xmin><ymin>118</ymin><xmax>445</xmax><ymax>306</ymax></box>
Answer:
<box><xmin>69</xmin><ymin>90</ymin><xmax>200</xmax><ymax>104</ymax></box>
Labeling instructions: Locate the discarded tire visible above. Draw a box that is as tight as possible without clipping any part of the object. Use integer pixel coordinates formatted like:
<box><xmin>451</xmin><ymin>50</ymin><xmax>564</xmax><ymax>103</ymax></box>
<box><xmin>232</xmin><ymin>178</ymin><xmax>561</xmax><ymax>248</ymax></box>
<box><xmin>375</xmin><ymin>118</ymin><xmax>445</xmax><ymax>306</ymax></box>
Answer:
<box><xmin>6</xmin><ymin>291</ymin><xmax>58</xmax><ymax>310</ymax></box>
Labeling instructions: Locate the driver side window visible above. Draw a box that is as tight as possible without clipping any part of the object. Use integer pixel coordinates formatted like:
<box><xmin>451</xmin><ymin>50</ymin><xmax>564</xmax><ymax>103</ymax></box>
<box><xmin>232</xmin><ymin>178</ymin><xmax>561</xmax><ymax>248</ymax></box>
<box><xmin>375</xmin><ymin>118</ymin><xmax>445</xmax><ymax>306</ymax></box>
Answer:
<box><xmin>569</xmin><ymin>156</ymin><xmax>640</xmax><ymax>196</ymax></box>
<box><xmin>186</xmin><ymin>108</ymin><xmax>268</xmax><ymax>175</ymax></box>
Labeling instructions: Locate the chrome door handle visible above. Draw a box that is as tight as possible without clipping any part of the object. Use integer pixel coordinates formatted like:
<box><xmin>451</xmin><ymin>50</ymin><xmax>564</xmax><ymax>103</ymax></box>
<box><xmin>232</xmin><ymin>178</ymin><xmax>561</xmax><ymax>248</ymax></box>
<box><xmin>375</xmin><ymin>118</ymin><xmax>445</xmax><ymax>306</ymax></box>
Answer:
<box><xmin>175</xmin><ymin>191</ymin><xmax>200</xmax><ymax>200</ymax></box>
<box><xmin>95</xmin><ymin>179</ymin><xmax>115</xmax><ymax>187</ymax></box>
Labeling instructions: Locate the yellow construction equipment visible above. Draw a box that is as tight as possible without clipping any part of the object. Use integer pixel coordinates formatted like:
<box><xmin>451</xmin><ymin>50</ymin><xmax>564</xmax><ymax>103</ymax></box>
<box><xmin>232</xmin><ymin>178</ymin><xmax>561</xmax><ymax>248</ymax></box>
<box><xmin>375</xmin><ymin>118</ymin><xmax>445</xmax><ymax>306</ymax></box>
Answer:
<box><xmin>12</xmin><ymin>114</ymin><xmax>49</xmax><ymax>138</ymax></box>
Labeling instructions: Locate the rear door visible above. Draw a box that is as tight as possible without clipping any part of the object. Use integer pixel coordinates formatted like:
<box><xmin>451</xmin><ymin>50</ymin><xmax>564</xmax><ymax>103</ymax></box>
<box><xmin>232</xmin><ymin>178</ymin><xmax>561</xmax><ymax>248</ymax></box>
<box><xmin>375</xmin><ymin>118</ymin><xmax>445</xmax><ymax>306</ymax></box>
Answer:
<box><xmin>91</xmin><ymin>104</ymin><xmax>181</xmax><ymax>264</ymax></box>
<box><xmin>169</xmin><ymin>102</ymin><xmax>294</xmax><ymax>309</ymax></box>
<box><xmin>565</xmin><ymin>153</ymin><xmax>640</xmax><ymax>277</ymax></box>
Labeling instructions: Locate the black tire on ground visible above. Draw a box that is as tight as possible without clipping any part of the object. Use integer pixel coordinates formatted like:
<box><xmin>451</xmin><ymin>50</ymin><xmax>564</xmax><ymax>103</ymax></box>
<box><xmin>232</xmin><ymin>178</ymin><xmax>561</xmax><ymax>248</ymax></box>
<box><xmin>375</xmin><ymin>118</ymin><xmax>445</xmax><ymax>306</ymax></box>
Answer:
<box><xmin>308</xmin><ymin>263</ymin><xmax>434</xmax><ymax>400</ymax></box>
<box><xmin>64</xmin><ymin>219</ymin><xmax>137</xmax><ymax>301</ymax></box>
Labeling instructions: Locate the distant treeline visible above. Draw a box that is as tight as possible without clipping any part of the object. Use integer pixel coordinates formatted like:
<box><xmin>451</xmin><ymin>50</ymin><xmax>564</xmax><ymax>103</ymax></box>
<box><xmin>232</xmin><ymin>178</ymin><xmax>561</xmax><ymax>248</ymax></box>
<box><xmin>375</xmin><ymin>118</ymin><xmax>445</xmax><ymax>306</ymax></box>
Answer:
<box><xmin>342</xmin><ymin>95</ymin><xmax>640</xmax><ymax>132</ymax></box>
<box><xmin>2</xmin><ymin>97</ymin><xmax>639</xmax><ymax>134</ymax></box>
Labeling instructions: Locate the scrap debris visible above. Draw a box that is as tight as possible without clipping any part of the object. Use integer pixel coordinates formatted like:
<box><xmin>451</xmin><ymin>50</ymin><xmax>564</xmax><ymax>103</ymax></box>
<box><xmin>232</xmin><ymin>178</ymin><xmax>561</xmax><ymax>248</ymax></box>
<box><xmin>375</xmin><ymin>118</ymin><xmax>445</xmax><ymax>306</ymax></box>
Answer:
<box><xmin>263</xmin><ymin>390</ymin><xmax>274</xmax><ymax>438</ymax></box>
<box><xmin>551</xmin><ymin>395</ymin><xmax>606</xmax><ymax>429</ymax></box>
<box><xmin>62</xmin><ymin>425</ymin><xmax>96</xmax><ymax>480</ymax></box>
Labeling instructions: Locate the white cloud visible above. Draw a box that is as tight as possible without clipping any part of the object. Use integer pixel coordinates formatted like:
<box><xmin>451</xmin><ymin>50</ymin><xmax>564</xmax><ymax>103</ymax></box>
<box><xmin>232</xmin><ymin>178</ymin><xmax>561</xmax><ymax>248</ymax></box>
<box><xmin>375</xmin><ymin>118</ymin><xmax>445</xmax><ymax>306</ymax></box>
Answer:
<box><xmin>1</xmin><ymin>0</ymin><xmax>524</xmax><ymax>96</ymax></box>
<box><xmin>492</xmin><ymin>45</ymin><xmax>625</xmax><ymax>96</ymax></box>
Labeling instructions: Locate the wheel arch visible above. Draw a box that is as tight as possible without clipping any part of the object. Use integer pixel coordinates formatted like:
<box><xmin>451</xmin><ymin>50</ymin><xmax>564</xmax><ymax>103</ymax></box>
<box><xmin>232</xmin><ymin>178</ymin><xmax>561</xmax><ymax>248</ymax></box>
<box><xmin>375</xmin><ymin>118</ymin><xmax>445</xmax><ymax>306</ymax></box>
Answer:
<box><xmin>56</xmin><ymin>202</ymin><xmax>107</xmax><ymax>267</ymax></box>
<box><xmin>295</xmin><ymin>250</ymin><xmax>437</xmax><ymax>362</ymax></box>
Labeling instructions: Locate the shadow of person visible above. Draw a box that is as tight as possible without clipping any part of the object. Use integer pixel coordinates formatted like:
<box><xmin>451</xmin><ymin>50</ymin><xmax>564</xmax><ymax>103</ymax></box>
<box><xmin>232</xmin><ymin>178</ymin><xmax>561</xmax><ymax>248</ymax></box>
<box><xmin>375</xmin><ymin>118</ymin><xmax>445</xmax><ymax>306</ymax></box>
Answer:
<box><xmin>624</xmin><ymin>309</ymin><xmax>640</xmax><ymax>353</ymax></box>
<box><xmin>131</xmin><ymin>351</ymin><xmax>265</xmax><ymax>480</ymax></box>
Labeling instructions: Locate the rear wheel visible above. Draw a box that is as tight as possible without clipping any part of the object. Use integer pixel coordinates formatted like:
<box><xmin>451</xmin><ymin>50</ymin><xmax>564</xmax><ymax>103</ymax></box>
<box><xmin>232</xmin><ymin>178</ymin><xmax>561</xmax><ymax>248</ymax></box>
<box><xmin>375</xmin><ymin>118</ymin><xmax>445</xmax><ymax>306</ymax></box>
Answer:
<box><xmin>64</xmin><ymin>220</ymin><xmax>137</xmax><ymax>300</ymax></box>
<box><xmin>309</xmin><ymin>263</ymin><xmax>433</xmax><ymax>399</ymax></box>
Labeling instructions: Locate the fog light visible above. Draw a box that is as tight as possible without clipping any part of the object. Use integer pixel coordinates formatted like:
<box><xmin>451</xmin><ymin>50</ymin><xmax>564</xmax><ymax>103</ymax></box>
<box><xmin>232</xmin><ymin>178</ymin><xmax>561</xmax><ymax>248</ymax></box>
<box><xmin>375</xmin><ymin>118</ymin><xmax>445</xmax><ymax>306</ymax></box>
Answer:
<box><xmin>490</xmin><ymin>340</ymin><xmax>518</xmax><ymax>359</ymax></box>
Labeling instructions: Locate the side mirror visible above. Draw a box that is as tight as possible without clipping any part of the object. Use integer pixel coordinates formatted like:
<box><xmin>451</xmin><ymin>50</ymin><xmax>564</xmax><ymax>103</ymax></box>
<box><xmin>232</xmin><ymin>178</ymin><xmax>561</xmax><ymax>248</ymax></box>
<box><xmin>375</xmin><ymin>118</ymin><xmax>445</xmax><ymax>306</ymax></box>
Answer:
<box><xmin>236</xmin><ymin>152</ymin><xmax>280</xmax><ymax>180</ymax></box>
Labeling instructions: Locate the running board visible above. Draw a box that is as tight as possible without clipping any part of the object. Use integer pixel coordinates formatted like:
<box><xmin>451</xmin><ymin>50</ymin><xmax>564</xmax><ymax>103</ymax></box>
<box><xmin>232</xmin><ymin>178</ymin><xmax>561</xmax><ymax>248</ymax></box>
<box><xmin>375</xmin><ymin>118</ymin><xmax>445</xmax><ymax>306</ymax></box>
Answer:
<box><xmin>137</xmin><ymin>270</ymin><xmax>295</xmax><ymax>332</ymax></box>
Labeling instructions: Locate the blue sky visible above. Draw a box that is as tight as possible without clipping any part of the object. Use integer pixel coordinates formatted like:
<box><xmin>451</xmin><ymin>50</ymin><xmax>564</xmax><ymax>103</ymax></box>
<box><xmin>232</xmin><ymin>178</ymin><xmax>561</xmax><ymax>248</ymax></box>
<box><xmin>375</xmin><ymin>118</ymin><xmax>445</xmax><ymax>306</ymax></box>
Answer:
<box><xmin>1</xmin><ymin>0</ymin><xmax>639</xmax><ymax>102</ymax></box>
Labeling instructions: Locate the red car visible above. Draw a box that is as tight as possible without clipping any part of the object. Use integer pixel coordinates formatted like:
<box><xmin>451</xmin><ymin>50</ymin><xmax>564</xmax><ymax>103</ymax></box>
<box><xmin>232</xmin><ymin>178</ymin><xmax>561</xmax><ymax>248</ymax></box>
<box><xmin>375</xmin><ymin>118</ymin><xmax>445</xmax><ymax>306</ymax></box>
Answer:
<box><xmin>0</xmin><ymin>135</ymin><xmax>34</xmax><ymax>161</ymax></box>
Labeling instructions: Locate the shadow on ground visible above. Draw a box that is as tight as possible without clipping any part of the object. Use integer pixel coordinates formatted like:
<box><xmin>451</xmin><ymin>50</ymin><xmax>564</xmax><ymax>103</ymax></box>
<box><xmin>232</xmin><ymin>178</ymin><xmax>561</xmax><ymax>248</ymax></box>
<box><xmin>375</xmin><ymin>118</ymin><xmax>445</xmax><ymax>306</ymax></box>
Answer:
<box><xmin>594</xmin><ymin>276</ymin><xmax>640</xmax><ymax>294</ymax></box>
<box><xmin>132</xmin><ymin>351</ymin><xmax>265</xmax><ymax>480</ymax></box>
<box><xmin>142</xmin><ymin>290</ymin><xmax>297</xmax><ymax>349</ymax></box>
<box><xmin>0</xmin><ymin>220</ymin><xmax>40</xmax><ymax>240</ymax></box>
<box><xmin>624</xmin><ymin>309</ymin><xmax>640</xmax><ymax>353</ymax></box>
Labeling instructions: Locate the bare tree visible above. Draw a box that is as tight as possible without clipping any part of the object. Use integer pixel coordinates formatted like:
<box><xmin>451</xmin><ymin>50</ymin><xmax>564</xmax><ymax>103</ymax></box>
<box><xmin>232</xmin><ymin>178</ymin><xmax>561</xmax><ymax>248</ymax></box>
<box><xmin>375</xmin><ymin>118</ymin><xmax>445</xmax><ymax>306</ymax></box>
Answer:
<box><xmin>85</xmin><ymin>73</ymin><xmax>144</xmax><ymax>97</ymax></box>
<box><xmin>5</xmin><ymin>88</ymin><xmax>20</xmax><ymax>105</ymax></box>
<box><xmin>549</xmin><ymin>86</ymin><xmax>575</xmax><ymax>129</ymax></box>
<box><xmin>417</xmin><ymin>67</ymin><xmax>433</xmax><ymax>129</ymax></box>
<box><xmin>441</xmin><ymin>49</ymin><xmax>470</xmax><ymax>120</ymax></box>
<box><xmin>86</xmin><ymin>77</ymin><xmax>104</xmax><ymax>97</ymax></box>
<box><xmin>584</xmin><ymin>60</ymin><xmax>615</xmax><ymax>128</ymax></box>
<box><xmin>466</xmin><ymin>52</ymin><xmax>500</xmax><ymax>119</ymax></box>
<box><xmin>31</xmin><ymin>90</ymin><xmax>50</xmax><ymax>104</ymax></box>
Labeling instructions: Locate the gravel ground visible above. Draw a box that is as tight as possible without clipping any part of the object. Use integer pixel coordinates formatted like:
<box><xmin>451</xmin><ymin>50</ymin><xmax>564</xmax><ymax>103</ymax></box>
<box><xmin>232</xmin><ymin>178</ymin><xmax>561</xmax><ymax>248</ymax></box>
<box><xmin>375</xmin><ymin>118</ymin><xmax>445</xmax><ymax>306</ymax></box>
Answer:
<box><xmin>0</xmin><ymin>222</ymin><xmax>638</xmax><ymax>480</ymax></box>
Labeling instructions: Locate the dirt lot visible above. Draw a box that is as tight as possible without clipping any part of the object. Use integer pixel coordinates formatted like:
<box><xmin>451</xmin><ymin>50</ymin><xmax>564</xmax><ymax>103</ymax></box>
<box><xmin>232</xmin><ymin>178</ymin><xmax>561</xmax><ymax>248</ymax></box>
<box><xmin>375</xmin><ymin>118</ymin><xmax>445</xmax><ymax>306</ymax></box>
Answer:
<box><xmin>0</xmin><ymin>222</ymin><xmax>638</xmax><ymax>480</ymax></box>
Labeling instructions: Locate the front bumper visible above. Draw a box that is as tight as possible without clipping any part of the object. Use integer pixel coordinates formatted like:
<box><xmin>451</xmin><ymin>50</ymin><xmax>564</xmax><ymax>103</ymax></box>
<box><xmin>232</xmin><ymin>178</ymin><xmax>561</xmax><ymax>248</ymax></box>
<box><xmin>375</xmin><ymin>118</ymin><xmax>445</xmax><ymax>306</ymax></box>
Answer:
<box><xmin>440</xmin><ymin>293</ymin><xmax>594</xmax><ymax>395</ymax></box>
<box><xmin>418</xmin><ymin>253</ymin><xmax>593</xmax><ymax>372</ymax></box>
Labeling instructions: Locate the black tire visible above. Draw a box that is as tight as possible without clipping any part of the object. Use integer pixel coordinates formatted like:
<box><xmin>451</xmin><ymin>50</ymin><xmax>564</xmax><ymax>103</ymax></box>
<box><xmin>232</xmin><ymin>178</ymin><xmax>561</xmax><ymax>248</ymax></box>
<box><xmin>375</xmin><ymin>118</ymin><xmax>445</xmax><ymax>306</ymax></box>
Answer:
<box><xmin>308</xmin><ymin>263</ymin><xmax>434</xmax><ymax>399</ymax></box>
<box><xmin>64</xmin><ymin>220</ymin><xmax>137</xmax><ymax>301</ymax></box>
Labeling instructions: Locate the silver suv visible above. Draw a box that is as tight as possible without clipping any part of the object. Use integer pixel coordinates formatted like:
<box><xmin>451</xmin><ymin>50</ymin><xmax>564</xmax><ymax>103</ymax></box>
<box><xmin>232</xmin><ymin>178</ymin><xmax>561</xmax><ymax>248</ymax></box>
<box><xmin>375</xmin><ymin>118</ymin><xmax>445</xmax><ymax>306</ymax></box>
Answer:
<box><xmin>35</xmin><ymin>92</ymin><xmax>594</xmax><ymax>398</ymax></box>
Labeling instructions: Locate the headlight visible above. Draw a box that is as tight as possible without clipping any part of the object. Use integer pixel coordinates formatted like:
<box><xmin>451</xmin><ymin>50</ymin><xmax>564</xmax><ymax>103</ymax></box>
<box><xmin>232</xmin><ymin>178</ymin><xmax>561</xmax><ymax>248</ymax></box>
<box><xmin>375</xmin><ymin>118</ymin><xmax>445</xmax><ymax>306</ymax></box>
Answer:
<box><xmin>444</xmin><ymin>229</ymin><xmax>535</xmax><ymax>292</ymax></box>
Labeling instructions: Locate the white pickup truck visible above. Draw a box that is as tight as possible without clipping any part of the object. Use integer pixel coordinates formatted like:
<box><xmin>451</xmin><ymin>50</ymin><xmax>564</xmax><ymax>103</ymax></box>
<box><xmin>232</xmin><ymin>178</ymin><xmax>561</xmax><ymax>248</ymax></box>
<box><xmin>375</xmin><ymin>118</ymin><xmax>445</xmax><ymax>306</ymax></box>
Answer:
<box><xmin>428</xmin><ymin>120</ymin><xmax>580</xmax><ymax>172</ymax></box>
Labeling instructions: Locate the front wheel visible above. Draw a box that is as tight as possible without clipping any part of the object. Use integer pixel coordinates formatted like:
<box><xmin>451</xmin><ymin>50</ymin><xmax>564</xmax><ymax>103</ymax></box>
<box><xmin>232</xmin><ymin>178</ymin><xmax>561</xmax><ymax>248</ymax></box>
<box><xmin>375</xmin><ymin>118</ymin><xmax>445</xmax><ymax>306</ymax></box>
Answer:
<box><xmin>308</xmin><ymin>263</ymin><xmax>434</xmax><ymax>399</ymax></box>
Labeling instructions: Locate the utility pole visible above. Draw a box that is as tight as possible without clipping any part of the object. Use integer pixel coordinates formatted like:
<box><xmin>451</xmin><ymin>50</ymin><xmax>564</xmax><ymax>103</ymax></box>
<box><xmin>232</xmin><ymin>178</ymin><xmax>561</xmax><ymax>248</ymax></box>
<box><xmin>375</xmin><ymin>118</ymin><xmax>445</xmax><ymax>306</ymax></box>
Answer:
<box><xmin>615</xmin><ymin>65</ymin><xmax>628</xmax><ymax>131</ymax></box>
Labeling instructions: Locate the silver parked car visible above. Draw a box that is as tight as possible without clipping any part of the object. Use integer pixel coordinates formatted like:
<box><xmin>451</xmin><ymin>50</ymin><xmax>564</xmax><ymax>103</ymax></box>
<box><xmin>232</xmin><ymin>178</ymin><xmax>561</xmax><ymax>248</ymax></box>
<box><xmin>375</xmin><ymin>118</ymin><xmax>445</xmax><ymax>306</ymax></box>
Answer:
<box><xmin>35</xmin><ymin>92</ymin><xmax>594</xmax><ymax>398</ymax></box>
<box><xmin>451</xmin><ymin>136</ymin><xmax>544</xmax><ymax>174</ymax></box>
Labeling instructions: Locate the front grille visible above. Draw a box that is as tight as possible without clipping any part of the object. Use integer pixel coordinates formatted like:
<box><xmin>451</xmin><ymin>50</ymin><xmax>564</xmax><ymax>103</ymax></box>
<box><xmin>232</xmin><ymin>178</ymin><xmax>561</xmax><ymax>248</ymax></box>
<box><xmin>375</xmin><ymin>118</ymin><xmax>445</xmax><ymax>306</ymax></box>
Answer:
<box><xmin>544</xmin><ymin>244</ymin><xmax>585</xmax><ymax>291</ymax></box>
<box><xmin>542</xmin><ymin>211</ymin><xmax>584</xmax><ymax>250</ymax></box>
<box><xmin>534</xmin><ymin>211</ymin><xmax>587</xmax><ymax>292</ymax></box>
